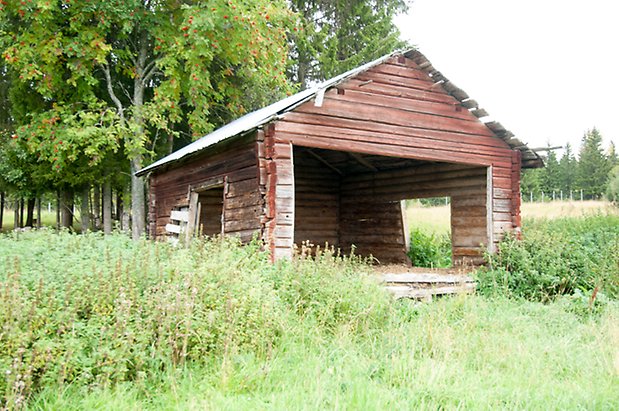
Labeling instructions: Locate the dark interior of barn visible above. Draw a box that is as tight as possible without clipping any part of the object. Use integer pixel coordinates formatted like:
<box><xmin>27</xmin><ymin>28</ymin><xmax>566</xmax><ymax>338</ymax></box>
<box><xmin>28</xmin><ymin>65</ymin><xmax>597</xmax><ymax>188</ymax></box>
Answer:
<box><xmin>292</xmin><ymin>146</ymin><xmax>490</xmax><ymax>266</ymax></box>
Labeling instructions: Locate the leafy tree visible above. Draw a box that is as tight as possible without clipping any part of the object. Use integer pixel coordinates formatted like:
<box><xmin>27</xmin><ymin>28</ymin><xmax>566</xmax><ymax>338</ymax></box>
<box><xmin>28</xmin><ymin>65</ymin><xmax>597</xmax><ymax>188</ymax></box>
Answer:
<box><xmin>289</xmin><ymin>0</ymin><xmax>410</xmax><ymax>86</ymax></box>
<box><xmin>577</xmin><ymin>128</ymin><xmax>610</xmax><ymax>199</ymax></box>
<box><xmin>2</xmin><ymin>0</ymin><xmax>296</xmax><ymax>239</ymax></box>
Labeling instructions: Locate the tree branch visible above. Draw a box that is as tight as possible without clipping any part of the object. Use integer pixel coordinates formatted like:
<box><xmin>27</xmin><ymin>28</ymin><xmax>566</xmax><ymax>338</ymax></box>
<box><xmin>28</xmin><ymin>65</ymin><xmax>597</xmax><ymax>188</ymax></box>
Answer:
<box><xmin>102</xmin><ymin>63</ymin><xmax>125</xmax><ymax>120</ymax></box>
<box><xmin>142</xmin><ymin>62</ymin><xmax>161</xmax><ymax>86</ymax></box>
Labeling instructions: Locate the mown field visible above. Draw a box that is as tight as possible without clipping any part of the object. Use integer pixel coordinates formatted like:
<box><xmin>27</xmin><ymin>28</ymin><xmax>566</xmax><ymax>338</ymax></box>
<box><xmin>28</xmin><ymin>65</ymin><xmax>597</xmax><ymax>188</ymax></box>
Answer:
<box><xmin>1</xmin><ymin>209</ymin><xmax>618</xmax><ymax>409</ymax></box>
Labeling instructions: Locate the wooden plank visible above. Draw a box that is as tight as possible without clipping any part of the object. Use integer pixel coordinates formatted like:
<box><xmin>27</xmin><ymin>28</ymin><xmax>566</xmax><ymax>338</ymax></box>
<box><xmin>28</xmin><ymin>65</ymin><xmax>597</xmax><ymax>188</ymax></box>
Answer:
<box><xmin>279</xmin><ymin>112</ymin><xmax>512</xmax><ymax>152</ymax></box>
<box><xmin>355</xmin><ymin>71</ymin><xmax>448</xmax><ymax>96</ymax></box>
<box><xmin>328</xmin><ymin>88</ymin><xmax>477</xmax><ymax>122</ymax></box>
<box><xmin>385</xmin><ymin>283</ymin><xmax>476</xmax><ymax>299</ymax></box>
<box><xmin>295</xmin><ymin>97</ymin><xmax>495</xmax><ymax>137</ymax></box>
<box><xmin>278</xmin><ymin>133</ymin><xmax>500</xmax><ymax>170</ymax></box>
<box><xmin>170</xmin><ymin>210</ymin><xmax>189</xmax><ymax>222</ymax></box>
<box><xmin>382</xmin><ymin>273</ymin><xmax>475</xmax><ymax>283</ymax></box>
<box><xmin>165</xmin><ymin>223</ymin><xmax>182</xmax><ymax>234</ymax></box>
<box><xmin>185</xmin><ymin>191</ymin><xmax>200</xmax><ymax>242</ymax></box>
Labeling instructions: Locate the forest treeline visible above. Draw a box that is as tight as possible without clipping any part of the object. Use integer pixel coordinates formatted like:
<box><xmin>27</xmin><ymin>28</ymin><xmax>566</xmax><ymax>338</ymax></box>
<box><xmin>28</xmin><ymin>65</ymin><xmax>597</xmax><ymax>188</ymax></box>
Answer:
<box><xmin>0</xmin><ymin>0</ymin><xmax>409</xmax><ymax>233</ymax></box>
<box><xmin>522</xmin><ymin>128</ymin><xmax>618</xmax><ymax>202</ymax></box>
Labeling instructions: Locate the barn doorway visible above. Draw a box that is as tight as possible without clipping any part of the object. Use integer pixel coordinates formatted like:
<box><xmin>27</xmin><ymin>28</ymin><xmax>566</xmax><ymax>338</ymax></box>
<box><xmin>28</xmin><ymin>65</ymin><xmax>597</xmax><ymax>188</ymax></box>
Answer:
<box><xmin>196</xmin><ymin>187</ymin><xmax>224</xmax><ymax>237</ymax></box>
<box><xmin>184</xmin><ymin>177</ymin><xmax>225</xmax><ymax>239</ymax></box>
<box><xmin>292</xmin><ymin>146</ymin><xmax>491</xmax><ymax>267</ymax></box>
<box><xmin>404</xmin><ymin>198</ymin><xmax>452</xmax><ymax>268</ymax></box>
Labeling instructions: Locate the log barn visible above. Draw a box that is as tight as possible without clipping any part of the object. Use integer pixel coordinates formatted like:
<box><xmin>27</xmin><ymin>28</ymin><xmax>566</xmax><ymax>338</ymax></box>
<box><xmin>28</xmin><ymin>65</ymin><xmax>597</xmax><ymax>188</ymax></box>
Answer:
<box><xmin>137</xmin><ymin>49</ymin><xmax>543</xmax><ymax>266</ymax></box>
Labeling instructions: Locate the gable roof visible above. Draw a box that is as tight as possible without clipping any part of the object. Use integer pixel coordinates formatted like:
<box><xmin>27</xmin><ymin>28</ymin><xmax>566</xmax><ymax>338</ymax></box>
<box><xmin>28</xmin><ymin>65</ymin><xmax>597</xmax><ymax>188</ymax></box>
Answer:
<box><xmin>137</xmin><ymin>49</ymin><xmax>543</xmax><ymax>176</ymax></box>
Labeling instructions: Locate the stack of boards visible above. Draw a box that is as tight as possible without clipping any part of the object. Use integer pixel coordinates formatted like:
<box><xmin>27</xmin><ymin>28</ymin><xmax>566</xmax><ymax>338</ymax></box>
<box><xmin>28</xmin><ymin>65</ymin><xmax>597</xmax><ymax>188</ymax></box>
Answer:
<box><xmin>381</xmin><ymin>272</ymin><xmax>476</xmax><ymax>301</ymax></box>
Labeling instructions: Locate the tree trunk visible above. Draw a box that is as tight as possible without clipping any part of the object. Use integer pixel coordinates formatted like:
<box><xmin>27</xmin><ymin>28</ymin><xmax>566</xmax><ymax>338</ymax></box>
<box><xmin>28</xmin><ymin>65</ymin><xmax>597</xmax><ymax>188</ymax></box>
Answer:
<box><xmin>81</xmin><ymin>185</ymin><xmax>90</xmax><ymax>233</ymax></box>
<box><xmin>116</xmin><ymin>190</ymin><xmax>122</xmax><ymax>227</ymax></box>
<box><xmin>36</xmin><ymin>197</ymin><xmax>41</xmax><ymax>229</ymax></box>
<box><xmin>25</xmin><ymin>198</ymin><xmax>35</xmax><ymax>227</ymax></box>
<box><xmin>121</xmin><ymin>185</ymin><xmax>131</xmax><ymax>233</ymax></box>
<box><xmin>0</xmin><ymin>192</ymin><xmax>4</xmax><ymax>230</ymax></box>
<box><xmin>55</xmin><ymin>191</ymin><xmax>60</xmax><ymax>229</ymax></box>
<box><xmin>167</xmin><ymin>133</ymin><xmax>174</xmax><ymax>154</ymax></box>
<box><xmin>103</xmin><ymin>180</ymin><xmax>112</xmax><ymax>234</ymax></box>
<box><xmin>60</xmin><ymin>190</ymin><xmax>73</xmax><ymax>229</ymax></box>
<box><xmin>93</xmin><ymin>185</ymin><xmax>101</xmax><ymax>230</ymax></box>
<box><xmin>13</xmin><ymin>200</ymin><xmax>19</xmax><ymax>230</ymax></box>
<box><xmin>19</xmin><ymin>198</ymin><xmax>24</xmax><ymax>228</ymax></box>
<box><xmin>131</xmin><ymin>156</ymin><xmax>146</xmax><ymax>240</ymax></box>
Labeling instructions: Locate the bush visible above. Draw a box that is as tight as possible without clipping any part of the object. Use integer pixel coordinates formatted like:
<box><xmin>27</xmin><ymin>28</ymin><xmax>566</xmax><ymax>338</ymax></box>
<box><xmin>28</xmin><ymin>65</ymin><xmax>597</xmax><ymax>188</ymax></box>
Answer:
<box><xmin>407</xmin><ymin>228</ymin><xmax>451</xmax><ymax>268</ymax></box>
<box><xmin>477</xmin><ymin>215</ymin><xmax>619</xmax><ymax>301</ymax></box>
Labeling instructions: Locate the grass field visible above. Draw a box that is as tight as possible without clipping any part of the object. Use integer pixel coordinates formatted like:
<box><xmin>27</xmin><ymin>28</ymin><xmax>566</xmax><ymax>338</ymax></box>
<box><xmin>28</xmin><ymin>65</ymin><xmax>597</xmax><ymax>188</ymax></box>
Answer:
<box><xmin>1</xmin><ymin>225</ymin><xmax>618</xmax><ymax>409</ymax></box>
<box><xmin>406</xmin><ymin>200</ymin><xmax>618</xmax><ymax>234</ymax></box>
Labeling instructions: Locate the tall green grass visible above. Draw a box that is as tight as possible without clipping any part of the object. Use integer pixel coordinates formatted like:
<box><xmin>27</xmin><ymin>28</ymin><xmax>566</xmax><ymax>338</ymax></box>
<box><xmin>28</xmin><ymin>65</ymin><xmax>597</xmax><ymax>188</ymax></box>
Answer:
<box><xmin>1</xmin><ymin>228</ymin><xmax>618</xmax><ymax>409</ymax></box>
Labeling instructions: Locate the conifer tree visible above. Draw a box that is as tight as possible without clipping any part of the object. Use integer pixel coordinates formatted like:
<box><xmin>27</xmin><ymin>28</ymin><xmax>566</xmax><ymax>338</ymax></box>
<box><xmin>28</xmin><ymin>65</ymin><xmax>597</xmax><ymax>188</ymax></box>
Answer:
<box><xmin>541</xmin><ymin>150</ymin><xmax>560</xmax><ymax>194</ymax></box>
<box><xmin>558</xmin><ymin>143</ymin><xmax>576</xmax><ymax>193</ymax></box>
<box><xmin>577</xmin><ymin>128</ymin><xmax>610</xmax><ymax>199</ymax></box>
<box><xmin>289</xmin><ymin>0</ymin><xmax>410</xmax><ymax>87</ymax></box>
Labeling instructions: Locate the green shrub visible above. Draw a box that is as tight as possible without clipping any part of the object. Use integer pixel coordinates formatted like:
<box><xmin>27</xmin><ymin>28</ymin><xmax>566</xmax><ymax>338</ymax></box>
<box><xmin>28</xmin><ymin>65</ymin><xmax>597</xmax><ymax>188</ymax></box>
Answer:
<box><xmin>407</xmin><ymin>228</ymin><xmax>451</xmax><ymax>268</ymax></box>
<box><xmin>477</xmin><ymin>214</ymin><xmax>619</xmax><ymax>301</ymax></box>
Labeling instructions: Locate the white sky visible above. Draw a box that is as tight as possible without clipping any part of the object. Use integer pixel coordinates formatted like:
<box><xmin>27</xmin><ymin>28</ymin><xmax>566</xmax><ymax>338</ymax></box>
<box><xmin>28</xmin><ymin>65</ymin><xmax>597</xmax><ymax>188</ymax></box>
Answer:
<box><xmin>395</xmin><ymin>0</ymin><xmax>619</xmax><ymax>156</ymax></box>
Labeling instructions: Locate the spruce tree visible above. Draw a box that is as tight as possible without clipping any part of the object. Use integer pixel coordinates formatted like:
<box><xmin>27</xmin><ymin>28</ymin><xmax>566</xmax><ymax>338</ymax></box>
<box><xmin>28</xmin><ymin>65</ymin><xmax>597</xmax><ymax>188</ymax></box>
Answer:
<box><xmin>558</xmin><ymin>143</ymin><xmax>576</xmax><ymax>194</ymax></box>
<box><xmin>577</xmin><ymin>128</ymin><xmax>610</xmax><ymax>199</ymax></box>
<box><xmin>541</xmin><ymin>149</ymin><xmax>560</xmax><ymax>195</ymax></box>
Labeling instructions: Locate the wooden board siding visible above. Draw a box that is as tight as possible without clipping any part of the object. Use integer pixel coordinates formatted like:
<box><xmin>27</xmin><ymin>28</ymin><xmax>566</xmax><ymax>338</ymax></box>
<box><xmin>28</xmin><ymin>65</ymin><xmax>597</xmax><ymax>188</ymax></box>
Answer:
<box><xmin>293</xmin><ymin>149</ymin><xmax>340</xmax><ymax>248</ymax></box>
<box><xmin>339</xmin><ymin>199</ymin><xmax>408</xmax><ymax>264</ymax></box>
<box><xmin>259</xmin><ymin>125</ymin><xmax>295</xmax><ymax>260</ymax></box>
<box><xmin>451</xmin><ymin>193</ymin><xmax>488</xmax><ymax>266</ymax></box>
<box><xmin>148</xmin><ymin>134</ymin><xmax>263</xmax><ymax>241</ymax></box>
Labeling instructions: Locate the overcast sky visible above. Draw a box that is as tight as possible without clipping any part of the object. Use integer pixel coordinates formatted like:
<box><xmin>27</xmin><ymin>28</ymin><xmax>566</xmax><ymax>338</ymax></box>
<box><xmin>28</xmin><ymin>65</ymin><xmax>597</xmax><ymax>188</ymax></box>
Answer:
<box><xmin>395</xmin><ymin>0</ymin><xmax>618</xmax><ymax>155</ymax></box>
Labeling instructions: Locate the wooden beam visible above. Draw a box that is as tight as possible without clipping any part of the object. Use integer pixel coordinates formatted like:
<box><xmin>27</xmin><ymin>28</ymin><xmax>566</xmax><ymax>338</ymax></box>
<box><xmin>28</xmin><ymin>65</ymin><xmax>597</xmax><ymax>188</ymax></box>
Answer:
<box><xmin>305</xmin><ymin>149</ymin><xmax>343</xmax><ymax>175</ymax></box>
<box><xmin>348</xmin><ymin>152</ymin><xmax>378</xmax><ymax>171</ymax></box>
